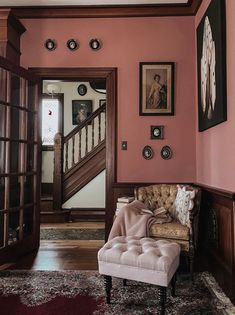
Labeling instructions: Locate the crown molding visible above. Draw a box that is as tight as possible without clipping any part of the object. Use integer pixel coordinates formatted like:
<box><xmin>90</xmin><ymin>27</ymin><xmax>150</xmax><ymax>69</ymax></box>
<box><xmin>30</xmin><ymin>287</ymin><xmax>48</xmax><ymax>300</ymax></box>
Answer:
<box><xmin>7</xmin><ymin>0</ymin><xmax>203</xmax><ymax>19</ymax></box>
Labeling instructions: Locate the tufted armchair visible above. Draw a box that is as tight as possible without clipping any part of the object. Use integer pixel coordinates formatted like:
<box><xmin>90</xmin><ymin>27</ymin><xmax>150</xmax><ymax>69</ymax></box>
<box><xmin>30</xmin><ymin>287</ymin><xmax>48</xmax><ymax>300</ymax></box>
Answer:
<box><xmin>134</xmin><ymin>184</ymin><xmax>201</xmax><ymax>277</ymax></box>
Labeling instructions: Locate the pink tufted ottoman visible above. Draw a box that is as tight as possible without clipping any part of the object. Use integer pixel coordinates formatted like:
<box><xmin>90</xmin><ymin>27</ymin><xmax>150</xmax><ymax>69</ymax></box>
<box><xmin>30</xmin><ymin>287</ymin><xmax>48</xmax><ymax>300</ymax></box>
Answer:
<box><xmin>98</xmin><ymin>236</ymin><xmax>180</xmax><ymax>315</ymax></box>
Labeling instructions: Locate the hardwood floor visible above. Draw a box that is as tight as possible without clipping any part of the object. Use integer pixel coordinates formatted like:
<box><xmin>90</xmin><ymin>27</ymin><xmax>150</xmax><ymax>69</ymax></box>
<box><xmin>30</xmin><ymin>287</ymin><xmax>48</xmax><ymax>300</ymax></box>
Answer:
<box><xmin>2</xmin><ymin>222</ymin><xmax>105</xmax><ymax>271</ymax></box>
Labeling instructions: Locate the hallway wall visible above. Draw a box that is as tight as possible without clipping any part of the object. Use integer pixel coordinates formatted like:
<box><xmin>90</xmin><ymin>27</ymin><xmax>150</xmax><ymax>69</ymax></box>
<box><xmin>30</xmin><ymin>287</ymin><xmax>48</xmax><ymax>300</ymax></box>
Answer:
<box><xmin>21</xmin><ymin>16</ymin><xmax>196</xmax><ymax>183</ymax></box>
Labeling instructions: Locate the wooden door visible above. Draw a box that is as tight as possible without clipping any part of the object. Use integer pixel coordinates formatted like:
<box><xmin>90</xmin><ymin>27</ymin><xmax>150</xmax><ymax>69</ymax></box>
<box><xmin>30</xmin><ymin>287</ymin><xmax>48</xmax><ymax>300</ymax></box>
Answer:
<box><xmin>0</xmin><ymin>56</ymin><xmax>40</xmax><ymax>265</ymax></box>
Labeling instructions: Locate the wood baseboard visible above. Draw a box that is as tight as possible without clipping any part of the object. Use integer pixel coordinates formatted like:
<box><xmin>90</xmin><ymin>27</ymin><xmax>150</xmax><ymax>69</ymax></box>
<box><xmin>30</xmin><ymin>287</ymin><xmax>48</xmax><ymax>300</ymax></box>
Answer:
<box><xmin>40</xmin><ymin>210</ymin><xmax>71</xmax><ymax>223</ymax></box>
<box><xmin>68</xmin><ymin>208</ymin><xmax>105</xmax><ymax>222</ymax></box>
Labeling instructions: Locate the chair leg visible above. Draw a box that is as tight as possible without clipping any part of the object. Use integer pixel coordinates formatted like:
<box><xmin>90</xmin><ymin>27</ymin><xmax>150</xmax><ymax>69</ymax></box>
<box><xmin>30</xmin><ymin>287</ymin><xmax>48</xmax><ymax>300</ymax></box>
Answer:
<box><xmin>171</xmin><ymin>273</ymin><xmax>177</xmax><ymax>297</ymax></box>
<box><xmin>189</xmin><ymin>252</ymin><xmax>194</xmax><ymax>282</ymax></box>
<box><xmin>104</xmin><ymin>275</ymin><xmax>112</xmax><ymax>304</ymax></box>
<box><xmin>123</xmin><ymin>279</ymin><xmax>127</xmax><ymax>286</ymax></box>
<box><xmin>158</xmin><ymin>286</ymin><xmax>167</xmax><ymax>315</ymax></box>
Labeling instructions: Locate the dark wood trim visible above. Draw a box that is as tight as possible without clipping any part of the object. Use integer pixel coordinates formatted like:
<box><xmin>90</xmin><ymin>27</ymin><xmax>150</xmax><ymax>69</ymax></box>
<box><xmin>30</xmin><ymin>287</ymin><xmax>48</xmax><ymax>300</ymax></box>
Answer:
<box><xmin>195</xmin><ymin>182</ymin><xmax>235</xmax><ymax>302</ymax></box>
<box><xmin>0</xmin><ymin>9</ymin><xmax>26</xmax><ymax>35</ymax></box>
<box><xmin>29</xmin><ymin>67</ymin><xmax>117</xmax><ymax>234</ymax></box>
<box><xmin>0</xmin><ymin>9</ymin><xmax>26</xmax><ymax>65</ymax></box>
<box><xmin>105</xmin><ymin>68</ymin><xmax>117</xmax><ymax>241</ymax></box>
<box><xmin>10</xmin><ymin>0</ymin><xmax>203</xmax><ymax>19</ymax></box>
<box><xmin>29</xmin><ymin>67</ymin><xmax>118</xmax><ymax>79</ymax></box>
<box><xmin>41</xmin><ymin>183</ymin><xmax>53</xmax><ymax>196</ymax></box>
<box><xmin>40</xmin><ymin>210</ymin><xmax>71</xmax><ymax>223</ymax></box>
<box><xmin>0</xmin><ymin>56</ymin><xmax>38</xmax><ymax>81</ymax></box>
<box><xmin>69</xmin><ymin>208</ymin><xmax>105</xmax><ymax>222</ymax></box>
<box><xmin>64</xmin><ymin>140</ymin><xmax>105</xmax><ymax>180</ymax></box>
<box><xmin>195</xmin><ymin>183</ymin><xmax>235</xmax><ymax>201</ymax></box>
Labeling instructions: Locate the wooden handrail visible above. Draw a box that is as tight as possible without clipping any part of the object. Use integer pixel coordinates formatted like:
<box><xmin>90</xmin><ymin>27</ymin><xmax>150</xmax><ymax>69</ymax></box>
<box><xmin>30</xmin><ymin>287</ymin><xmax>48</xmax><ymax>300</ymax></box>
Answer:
<box><xmin>53</xmin><ymin>133</ymin><xmax>63</xmax><ymax>211</ymax></box>
<box><xmin>64</xmin><ymin>103</ymin><xmax>106</xmax><ymax>143</ymax></box>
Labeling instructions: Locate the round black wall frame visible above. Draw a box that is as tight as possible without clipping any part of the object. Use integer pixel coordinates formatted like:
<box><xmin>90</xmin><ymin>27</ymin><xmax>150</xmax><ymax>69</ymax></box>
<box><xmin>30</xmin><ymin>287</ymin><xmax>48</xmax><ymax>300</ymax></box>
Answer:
<box><xmin>161</xmin><ymin>146</ymin><xmax>173</xmax><ymax>160</ymax></box>
<box><xmin>77</xmin><ymin>84</ymin><xmax>87</xmax><ymax>96</ymax></box>
<box><xmin>44</xmin><ymin>39</ymin><xmax>57</xmax><ymax>51</ymax></box>
<box><xmin>89</xmin><ymin>39</ymin><xmax>102</xmax><ymax>50</ymax></box>
<box><xmin>142</xmin><ymin>145</ymin><xmax>154</xmax><ymax>160</ymax></box>
<box><xmin>67</xmin><ymin>39</ymin><xmax>79</xmax><ymax>51</ymax></box>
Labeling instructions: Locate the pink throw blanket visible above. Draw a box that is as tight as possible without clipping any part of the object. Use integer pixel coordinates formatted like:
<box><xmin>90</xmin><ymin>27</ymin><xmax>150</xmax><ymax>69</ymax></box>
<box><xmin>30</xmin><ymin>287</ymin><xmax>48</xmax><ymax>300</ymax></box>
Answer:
<box><xmin>108</xmin><ymin>200</ymin><xmax>157</xmax><ymax>240</ymax></box>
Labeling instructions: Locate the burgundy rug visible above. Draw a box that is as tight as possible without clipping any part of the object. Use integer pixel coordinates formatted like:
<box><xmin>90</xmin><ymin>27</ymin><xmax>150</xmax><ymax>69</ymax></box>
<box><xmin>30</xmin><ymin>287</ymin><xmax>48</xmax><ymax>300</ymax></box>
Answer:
<box><xmin>0</xmin><ymin>270</ymin><xmax>234</xmax><ymax>315</ymax></box>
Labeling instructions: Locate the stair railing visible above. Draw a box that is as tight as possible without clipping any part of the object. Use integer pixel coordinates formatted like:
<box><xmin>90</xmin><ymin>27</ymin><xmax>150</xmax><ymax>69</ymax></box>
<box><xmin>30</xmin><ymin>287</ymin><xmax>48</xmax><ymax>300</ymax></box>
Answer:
<box><xmin>53</xmin><ymin>103</ymin><xmax>106</xmax><ymax>210</ymax></box>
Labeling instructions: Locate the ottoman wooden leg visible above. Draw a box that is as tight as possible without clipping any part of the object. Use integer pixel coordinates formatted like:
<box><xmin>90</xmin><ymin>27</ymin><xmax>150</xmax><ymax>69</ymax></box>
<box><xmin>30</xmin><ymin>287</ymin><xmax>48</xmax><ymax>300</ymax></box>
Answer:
<box><xmin>123</xmin><ymin>279</ymin><xmax>127</xmax><ymax>286</ymax></box>
<box><xmin>171</xmin><ymin>273</ymin><xmax>177</xmax><ymax>297</ymax></box>
<box><xmin>158</xmin><ymin>286</ymin><xmax>167</xmax><ymax>315</ymax></box>
<box><xmin>104</xmin><ymin>275</ymin><xmax>112</xmax><ymax>304</ymax></box>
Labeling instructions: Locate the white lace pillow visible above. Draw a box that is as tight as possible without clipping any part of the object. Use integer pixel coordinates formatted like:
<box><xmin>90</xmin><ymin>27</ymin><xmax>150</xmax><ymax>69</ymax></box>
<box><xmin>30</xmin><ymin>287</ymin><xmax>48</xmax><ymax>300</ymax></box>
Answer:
<box><xmin>174</xmin><ymin>185</ymin><xmax>196</xmax><ymax>227</ymax></box>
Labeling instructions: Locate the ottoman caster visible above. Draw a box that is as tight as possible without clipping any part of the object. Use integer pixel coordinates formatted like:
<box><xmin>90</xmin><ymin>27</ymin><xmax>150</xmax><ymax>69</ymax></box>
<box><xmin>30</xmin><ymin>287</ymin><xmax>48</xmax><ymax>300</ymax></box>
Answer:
<box><xmin>104</xmin><ymin>275</ymin><xmax>112</xmax><ymax>304</ymax></box>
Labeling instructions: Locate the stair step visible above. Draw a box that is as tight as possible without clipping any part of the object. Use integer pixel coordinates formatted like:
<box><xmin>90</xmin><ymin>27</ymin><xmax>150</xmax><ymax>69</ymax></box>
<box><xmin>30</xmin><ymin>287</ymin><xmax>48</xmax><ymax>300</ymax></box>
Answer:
<box><xmin>41</xmin><ymin>196</ymin><xmax>53</xmax><ymax>201</ymax></box>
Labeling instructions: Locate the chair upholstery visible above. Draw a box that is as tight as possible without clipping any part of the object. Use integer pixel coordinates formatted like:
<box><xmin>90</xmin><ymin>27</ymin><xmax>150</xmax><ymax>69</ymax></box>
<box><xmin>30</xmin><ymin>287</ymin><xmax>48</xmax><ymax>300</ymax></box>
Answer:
<box><xmin>134</xmin><ymin>184</ymin><xmax>201</xmax><ymax>274</ymax></box>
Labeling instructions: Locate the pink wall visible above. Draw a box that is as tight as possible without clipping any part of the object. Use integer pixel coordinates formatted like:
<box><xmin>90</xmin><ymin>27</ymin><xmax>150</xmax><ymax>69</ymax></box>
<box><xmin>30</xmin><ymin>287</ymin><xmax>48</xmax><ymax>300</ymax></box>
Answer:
<box><xmin>195</xmin><ymin>0</ymin><xmax>235</xmax><ymax>191</ymax></box>
<box><xmin>21</xmin><ymin>17</ymin><xmax>196</xmax><ymax>183</ymax></box>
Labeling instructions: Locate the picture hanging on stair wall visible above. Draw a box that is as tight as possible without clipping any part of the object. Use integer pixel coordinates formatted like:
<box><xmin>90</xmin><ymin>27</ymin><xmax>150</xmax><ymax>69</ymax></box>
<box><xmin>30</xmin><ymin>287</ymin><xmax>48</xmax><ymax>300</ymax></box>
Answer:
<box><xmin>72</xmin><ymin>100</ymin><xmax>93</xmax><ymax>125</ymax></box>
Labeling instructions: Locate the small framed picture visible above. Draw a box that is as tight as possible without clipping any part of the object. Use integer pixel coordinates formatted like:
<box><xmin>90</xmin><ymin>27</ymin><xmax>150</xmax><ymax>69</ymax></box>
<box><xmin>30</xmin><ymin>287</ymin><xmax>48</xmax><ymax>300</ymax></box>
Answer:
<box><xmin>72</xmin><ymin>100</ymin><xmax>93</xmax><ymax>125</ymax></box>
<box><xmin>139</xmin><ymin>62</ymin><xmax>174</xmax><ymax>116</ymax></box>
<box><xmin>44</xmin><ymin>39</ymin><xmax>57</xmax><ymax>51</ymax></box>
<box><xmin>151</xmin><ymin>125</ymin><xmax>164</xmax><ymax>140</ymax></box>
<box><xmin>89</xmin><ymin>38</ymin><xmax>102</xmax><ymax>50</ymax></box>
<box><xmin>67</xmin><ymin>39</ymin><xmax>79</xmax><ymax>51</ymax></box>
<box><xmin>142</xmin><ymin>145</ymin><xmax>154</xmax><ymax>160</ymax></box>
<box><xmin>77</xmin><ymin>84</ymin><xmax>87</xmax><ymax>96</ymax></box>
<box><xmin>161</xmin><ymin>145</ymin><xmax>173</xmax><ymax>160</ymax></box>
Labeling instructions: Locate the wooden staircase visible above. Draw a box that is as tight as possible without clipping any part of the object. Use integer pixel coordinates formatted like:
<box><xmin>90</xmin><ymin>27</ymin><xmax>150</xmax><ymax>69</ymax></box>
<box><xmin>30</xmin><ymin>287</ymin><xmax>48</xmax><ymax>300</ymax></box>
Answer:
<box><xmin>53</xmin><ymin>104</ymin><xmax>106</xmax><ymax>212</ymax></box>
<box><xmin>63</xmin><ymin>140</ymin><xmax>105</xmax><ymax>202</ymax></box>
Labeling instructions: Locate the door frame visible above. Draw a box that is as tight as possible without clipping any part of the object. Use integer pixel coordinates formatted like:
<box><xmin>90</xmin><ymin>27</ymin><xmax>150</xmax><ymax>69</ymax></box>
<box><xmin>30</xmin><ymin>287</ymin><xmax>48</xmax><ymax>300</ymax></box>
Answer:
<box><xmin>30</xmin><ymin>67</ymin><xmax>117</xmax><ymax>240</ymax></box>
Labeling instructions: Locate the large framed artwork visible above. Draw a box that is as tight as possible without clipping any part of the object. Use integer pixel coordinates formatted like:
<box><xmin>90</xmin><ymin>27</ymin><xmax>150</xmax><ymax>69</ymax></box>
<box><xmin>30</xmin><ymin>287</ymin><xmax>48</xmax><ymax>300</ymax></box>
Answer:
<box><xmin>139</xmin><ymin>62</ymin><xmax>174</xmax><ymax>116</ymax></box>
<box><xmin>197</xmin><ymin>0</ymin><xmax>226</xmax><ymax>132</ymax></box>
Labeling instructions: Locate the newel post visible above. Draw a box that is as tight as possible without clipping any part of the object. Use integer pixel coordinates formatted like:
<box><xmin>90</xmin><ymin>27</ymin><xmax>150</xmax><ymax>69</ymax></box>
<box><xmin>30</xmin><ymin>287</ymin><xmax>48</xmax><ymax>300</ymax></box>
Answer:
<box><xmin>53</xmin><ymin>133</ymin><xmax>63</xmax><ymax>211</ymax></box>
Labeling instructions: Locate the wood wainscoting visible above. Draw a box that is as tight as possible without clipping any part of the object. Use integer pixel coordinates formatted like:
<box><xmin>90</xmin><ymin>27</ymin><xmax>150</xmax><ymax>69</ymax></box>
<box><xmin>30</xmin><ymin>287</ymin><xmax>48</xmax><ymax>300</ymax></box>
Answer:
<box><xmin>108</xmin><ymin>182</ymin><xmax>235</xmax><ymax>303</ymax></box>
<box><xmin>195</xmin><ymin>183</ymin><xmax>235</xmax><ymax>303</ymax></box>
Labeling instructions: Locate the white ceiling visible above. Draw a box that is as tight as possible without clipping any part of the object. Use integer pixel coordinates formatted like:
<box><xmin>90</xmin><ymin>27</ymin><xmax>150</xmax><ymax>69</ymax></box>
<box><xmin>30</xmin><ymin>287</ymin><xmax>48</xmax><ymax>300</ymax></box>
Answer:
<box><xmin>0</xmin><ymin>0</ymin><xmax>188</xmax><ymax>6</ymax></box>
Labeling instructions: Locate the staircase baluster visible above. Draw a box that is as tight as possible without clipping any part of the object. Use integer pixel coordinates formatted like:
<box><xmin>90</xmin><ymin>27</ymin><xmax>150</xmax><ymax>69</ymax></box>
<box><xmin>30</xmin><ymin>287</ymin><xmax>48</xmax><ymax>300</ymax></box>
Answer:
<box><xmin>65</xmin><ymin>141</ymin><xmax>69</xmax><ymax>172</ymax></box>
<box><xmin>98</xmin><ymin>112</ymin><xmax>101</xmax><ymax>143</ymax></box>
<box><xmin>79</xmin><ymin>130</ymin><xmax>81</xmax><ymax>161</ymax></box>
<box><xmin>92</xmin><ymin>118</ymin><xmax>95</xmax><ymax>150</ymax></box>
<box><xmin>72</xmin><ymin>135</ymin><xmax>75</xmax><ymax>166</ymax></box>
<box><xmin>85</xmin><ymin>125</ymin><xmax>88</xmax><ymax>155</ymax></box>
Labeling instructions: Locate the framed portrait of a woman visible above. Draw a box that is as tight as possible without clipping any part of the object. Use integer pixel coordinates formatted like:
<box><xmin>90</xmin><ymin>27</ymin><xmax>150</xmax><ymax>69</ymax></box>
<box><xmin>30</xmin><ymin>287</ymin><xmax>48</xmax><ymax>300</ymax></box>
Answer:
<box><xmin>139</xmin><ymin>62</ymin><xmax>174</xmax><ymax>116</ymax></box>
<box><xmin>72</xmin><ymin>100</ymin><xmax>92</xmax><ymax>125</ymax></box>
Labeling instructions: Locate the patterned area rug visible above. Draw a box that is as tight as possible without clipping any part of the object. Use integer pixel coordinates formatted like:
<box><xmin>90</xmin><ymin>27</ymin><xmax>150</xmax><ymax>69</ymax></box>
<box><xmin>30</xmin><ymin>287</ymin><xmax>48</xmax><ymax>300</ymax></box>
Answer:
<box><xmin>0</xmin><ymin>271</ymin><xmax>234</xmax><ymax>315</ymax></box>
<box><xmin>40</xmin><ymin>228</ymin><xmax>105</xmax><ymax>240</ymax></box>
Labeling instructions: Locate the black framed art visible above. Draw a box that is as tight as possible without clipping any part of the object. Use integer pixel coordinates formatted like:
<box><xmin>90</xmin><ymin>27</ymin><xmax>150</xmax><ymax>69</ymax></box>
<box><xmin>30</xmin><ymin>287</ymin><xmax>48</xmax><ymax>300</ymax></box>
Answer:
<box><xmin>139</xmin><ymin>62</ymin><xmax>174</xmax><ymax>116</ymax></box>
<box><xmin>142</xmin><ymin>145</ymin><xmax>154</xmax><ymax>160</ymax></box>
<box><xmin>197</xmin><ymin>0</ymin><xmax>227</xmax><ymax>132</ymax></box>
<box><xmin>150</xmin><ymin>125</ymin><xmax>164</xmax><ymax>140</ymax></box>
<box><xmin>72</xmin><ymin>100</ymin><xmax>92</xmax><ymax>125</ymax></box>
<box><xmin>77</xmin><ymin>84</ymin><xmax>87</xmax><ymax>96</ymax></box>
